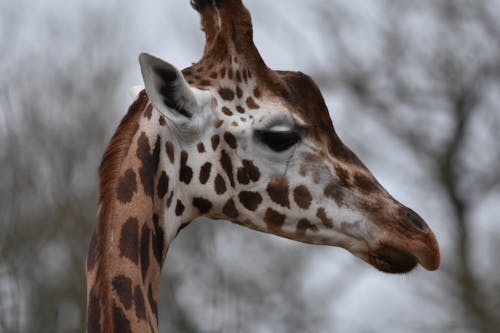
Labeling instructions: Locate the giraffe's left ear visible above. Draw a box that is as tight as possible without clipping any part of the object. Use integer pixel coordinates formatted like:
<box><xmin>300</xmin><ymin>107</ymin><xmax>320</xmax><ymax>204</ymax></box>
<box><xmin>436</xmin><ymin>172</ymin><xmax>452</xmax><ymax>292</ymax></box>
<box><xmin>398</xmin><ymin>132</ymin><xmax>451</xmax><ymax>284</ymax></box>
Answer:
<box><xmin>139</xmin><ymin>53</ymin><xmax>208</xmax><ymax>121</ymax></box>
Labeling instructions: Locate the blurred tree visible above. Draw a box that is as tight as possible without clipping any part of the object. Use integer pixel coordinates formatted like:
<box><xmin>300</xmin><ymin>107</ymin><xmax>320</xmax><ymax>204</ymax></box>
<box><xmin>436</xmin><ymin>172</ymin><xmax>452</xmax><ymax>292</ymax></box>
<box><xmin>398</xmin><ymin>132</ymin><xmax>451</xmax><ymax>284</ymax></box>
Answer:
<box><xmin>309</xmin><ymin>0</ymin><xmax>500</xmax><ymax>331</ymax></box>
<box><xmin>3</xmin><ymin>1</ymin><xmax>499</xmax><ymax>333</ymax></box>
<box><xmin>0</xmin><ymin>2</ymin><xmax>131</xmax><ymax>332</ymax></box>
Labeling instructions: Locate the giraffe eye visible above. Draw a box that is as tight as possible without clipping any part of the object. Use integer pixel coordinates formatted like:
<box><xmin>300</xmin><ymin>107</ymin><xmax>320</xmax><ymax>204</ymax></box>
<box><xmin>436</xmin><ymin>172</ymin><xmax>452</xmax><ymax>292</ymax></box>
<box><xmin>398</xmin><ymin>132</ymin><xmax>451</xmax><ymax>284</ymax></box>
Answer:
<box><xmin>256</xmin><ymin>129</ymin><xmax>302</xmax><ymax>152</ymax></box>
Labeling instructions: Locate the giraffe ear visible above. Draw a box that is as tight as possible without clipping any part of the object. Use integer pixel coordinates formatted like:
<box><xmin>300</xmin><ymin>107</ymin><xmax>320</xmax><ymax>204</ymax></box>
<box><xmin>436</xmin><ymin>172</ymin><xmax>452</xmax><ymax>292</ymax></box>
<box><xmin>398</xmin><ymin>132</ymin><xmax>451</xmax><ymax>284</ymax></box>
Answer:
<box><xmin>139</xmin><ymin>53</ymin><xmax>202</xmax><ymax>120</ymax></box>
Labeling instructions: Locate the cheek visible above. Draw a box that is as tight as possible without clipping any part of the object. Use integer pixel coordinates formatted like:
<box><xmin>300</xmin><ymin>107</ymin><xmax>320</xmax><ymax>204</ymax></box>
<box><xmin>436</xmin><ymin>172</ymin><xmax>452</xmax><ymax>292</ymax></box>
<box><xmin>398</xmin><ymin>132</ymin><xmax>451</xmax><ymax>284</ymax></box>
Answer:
<box><xmin>237</xmin><ymin>142</ymin><xmax>296</xmax><ymax>181</ymax></box>
<box><xmin>297</xmin><ymin>161</ymin><xmax>332</xmax><ymax>185</ymax></box>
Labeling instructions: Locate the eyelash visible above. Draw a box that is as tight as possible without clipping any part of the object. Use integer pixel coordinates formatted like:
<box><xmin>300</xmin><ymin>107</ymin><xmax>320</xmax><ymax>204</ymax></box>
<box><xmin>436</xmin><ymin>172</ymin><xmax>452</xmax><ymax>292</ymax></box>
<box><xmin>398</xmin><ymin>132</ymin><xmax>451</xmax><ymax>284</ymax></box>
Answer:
<box><xmin>255</xmin><ymin>129</ymin><xmax>302</xmax><ymax>152</ymax></box>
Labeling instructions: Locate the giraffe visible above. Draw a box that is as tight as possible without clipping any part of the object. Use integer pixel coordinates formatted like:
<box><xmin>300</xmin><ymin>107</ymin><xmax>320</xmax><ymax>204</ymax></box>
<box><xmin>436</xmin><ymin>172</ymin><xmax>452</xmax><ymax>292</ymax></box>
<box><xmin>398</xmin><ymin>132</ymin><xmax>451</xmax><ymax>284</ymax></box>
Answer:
<box><xmin>86</xmin><ymin>0</ymin><xmax>440</xmax><ymax>332</ymax></box>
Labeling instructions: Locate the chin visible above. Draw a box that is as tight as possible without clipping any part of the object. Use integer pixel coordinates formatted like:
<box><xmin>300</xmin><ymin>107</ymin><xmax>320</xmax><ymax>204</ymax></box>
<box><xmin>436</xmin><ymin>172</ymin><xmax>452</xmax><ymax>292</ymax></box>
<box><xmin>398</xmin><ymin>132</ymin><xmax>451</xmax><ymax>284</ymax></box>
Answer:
<box><xmin>368</xmin><ymin>245</ymin><xmax>419</xmax><ymax>274</ymax></box>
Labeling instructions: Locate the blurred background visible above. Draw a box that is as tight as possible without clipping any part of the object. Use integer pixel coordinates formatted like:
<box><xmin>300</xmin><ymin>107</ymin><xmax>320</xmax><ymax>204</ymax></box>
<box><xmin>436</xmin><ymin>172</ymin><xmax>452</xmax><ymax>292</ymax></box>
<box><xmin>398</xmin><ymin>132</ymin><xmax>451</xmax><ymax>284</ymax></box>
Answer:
<box><xmin>1</xmin><ymin>0</ymin><xmax>499</xmax><ymax>332</ymax></box>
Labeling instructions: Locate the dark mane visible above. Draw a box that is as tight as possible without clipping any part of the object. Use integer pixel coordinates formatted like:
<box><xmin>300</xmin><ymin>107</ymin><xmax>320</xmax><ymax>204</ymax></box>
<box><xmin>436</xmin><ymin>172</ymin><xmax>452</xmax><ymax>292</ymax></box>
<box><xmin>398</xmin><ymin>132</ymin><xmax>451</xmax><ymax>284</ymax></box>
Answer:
<box><xmin>86</xmin><ymin>90</ymin><xmax>148</xmax><ymax>332</ymax></box>
<box><xmin>87</xmin><ymin>90</ymin><xmax>147</xmax><ymax>272</ymax></box>
<box><xmin>98</xmin><ymin>90</ymin><xmax>147</xmax><ymax>208</ymax></box>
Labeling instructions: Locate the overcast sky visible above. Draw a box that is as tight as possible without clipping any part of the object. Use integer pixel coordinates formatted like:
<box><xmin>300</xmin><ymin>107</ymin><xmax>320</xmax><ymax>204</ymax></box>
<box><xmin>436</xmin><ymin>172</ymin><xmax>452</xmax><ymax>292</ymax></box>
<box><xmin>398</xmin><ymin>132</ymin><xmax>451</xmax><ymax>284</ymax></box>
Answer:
<box><xmin>3</xmin><ymin>0</ymin><xmax>494</xmax><ymax>332</ymax></box>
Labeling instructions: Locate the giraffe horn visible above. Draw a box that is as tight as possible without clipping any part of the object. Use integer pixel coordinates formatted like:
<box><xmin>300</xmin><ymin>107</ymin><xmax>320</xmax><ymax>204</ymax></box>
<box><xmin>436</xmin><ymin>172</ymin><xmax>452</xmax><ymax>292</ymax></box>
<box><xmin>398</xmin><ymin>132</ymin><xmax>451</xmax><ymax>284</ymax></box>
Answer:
<box><xmin>191</xmin><ymin>0</ymin><xmax>220</xmax><ymax>57</ymax></box>
<box><xmin>213</xmin><ymin>0</ymin><xmax>254</xmax><ymax>50</ymax></box>
<box><xmin>191</xmin><ymin>0</ymin><xmax>273</xmax><ymax>78</ymax></box>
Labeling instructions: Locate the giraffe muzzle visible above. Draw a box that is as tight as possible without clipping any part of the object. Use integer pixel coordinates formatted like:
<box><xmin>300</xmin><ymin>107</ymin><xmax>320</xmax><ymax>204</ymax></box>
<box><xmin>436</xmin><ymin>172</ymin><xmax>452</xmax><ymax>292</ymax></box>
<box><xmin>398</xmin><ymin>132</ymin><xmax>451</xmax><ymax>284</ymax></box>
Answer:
<box><xmin>397</xmin><ymin>207</ymin><xmax>441</xmax><ymax>271</ymax></box>
<box><xmin>368</xmin><ymin>246</ymin><xmax>418</xmax><ymax>273</ymax></box>
<box><xmin>408</xmin><ymin>227</ymin><xmax>441</xmax><ymax>271</ymax></box>
<box><xmin>370</xmin><ymin>222</ymin><xmax>440</xmax><ymax>273</ymax></box>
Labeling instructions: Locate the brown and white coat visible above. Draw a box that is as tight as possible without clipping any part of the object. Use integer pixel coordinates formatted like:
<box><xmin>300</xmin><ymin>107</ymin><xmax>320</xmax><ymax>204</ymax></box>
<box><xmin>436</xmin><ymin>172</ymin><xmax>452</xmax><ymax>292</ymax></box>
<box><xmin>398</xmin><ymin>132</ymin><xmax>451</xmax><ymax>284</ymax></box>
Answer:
<box><xmin>86</xmin><ymin>0</ymin><xmax>440</xmax><ymax>332</ymax></box>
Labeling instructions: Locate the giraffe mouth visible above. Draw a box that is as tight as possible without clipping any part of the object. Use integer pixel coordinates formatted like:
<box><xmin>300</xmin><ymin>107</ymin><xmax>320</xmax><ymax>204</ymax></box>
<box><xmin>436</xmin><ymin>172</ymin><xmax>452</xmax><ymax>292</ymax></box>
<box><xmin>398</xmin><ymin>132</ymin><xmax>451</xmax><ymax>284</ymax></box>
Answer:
<box><xmin>368</xmin><ymin>245</ymin><xmax>418</xmax><ymax>274</ymax></box>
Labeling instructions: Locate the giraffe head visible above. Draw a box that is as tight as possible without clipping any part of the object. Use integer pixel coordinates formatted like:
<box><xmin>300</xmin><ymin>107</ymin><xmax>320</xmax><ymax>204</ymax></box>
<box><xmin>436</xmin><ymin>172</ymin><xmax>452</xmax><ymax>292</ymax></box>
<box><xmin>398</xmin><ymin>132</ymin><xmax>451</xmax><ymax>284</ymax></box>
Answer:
<box><xmin>138</xmin><ymin>0</ymin><xmax>439</xmax><ymax>274</ymax></box>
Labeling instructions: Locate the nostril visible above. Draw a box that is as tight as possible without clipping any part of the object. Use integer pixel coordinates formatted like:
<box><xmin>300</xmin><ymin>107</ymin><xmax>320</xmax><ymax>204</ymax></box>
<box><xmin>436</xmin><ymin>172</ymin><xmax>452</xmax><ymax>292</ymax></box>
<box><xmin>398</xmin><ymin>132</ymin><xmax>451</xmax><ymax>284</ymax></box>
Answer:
<box><xmin>405</xmin><ymin>208</ymin><xmax>426</xmax><ymax>231</ymax></box>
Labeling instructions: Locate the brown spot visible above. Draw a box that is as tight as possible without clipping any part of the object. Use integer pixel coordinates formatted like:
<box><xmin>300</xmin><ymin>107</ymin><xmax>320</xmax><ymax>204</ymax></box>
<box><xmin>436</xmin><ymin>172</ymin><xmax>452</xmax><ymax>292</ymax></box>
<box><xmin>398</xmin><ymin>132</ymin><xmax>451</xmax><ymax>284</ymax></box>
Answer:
<box><xmin>87</xmin><ymin>287</ymin><xmax>101</xmax><ymax>333</ymax></box>
<box><xmin>324</xmin><ymin>182</ymin><xmax>344</xmax><ymax>206</ymax></box>
<box><xmin>299</xmin><ymin>166</ymin><xmax>307</xmax><ymax>177</ymax></box>
<box><xmin>117</xmin><ymin>169</ymin><xmax>137</xmax><ymax>203</ymax></box>
<box><xmin>211</xmin><ymin>135</ymin><xmax>220</xmax><ymax>151</ymax></box>
<box><xmin>313</xmin><ymin>171</ymin><xmax>321</xmax><ymax>184</ymax></box>
<box><xmin>197</xmin><ymin>142</ymin><xmax>206</xmax><ymax>153</ymax></box>
<box><xmin>224</xmin><ymin>132</ymin><xmax>238</xmax><ymax>149</ymax></box>
<box><xmin>157</xmin><ymin>171</ymin><xmax>169</xmax><ymax>199</ymax></box>
<box><xmin>200</xmin><ymin>80</ymin><xmax>211</xmax><ymax>86</ymax></box>
<box><xmin>219</xmin><ymin>88</ymin><xmax>235</xmax><ymax>101</ymax></box>
<box><xmin>134</xmin><ymin>286</ymin><xmax>147</xmax><ymax>322</ymax></box>
<box><xmin>113</xmin><ymin>302</ymin><xmax>132</xmax><ymax>333</ymax></box>
<box><xmin>243</xmin><ymin>69</ymin><xmax>248</xmax><ymax>82</ymax></box>
<box><xmin>237</xmin><ymin>160</ymin><xmax>260</xmax><ymax>185</ymax></box>
<box><xmin>193</xmin><ymin>197</ymin><xmax>213</xmax><ymax>214</ymax></box>
<box><xmin>175</xmin><ymin>200</ymin><xmax>185</xmax><ymax>217</ymax></box>
<box><xmin>267</xmin><ymin>176</ymin><xmax>290</xmax><ymax>208</ymax></box>
<box><xmin>112</xmin><ymin>275</ymin><xmax>133</xmax><ymax>310</ymax></box>
<box><xmin>199</xmin><ymin>162</ymin><xmax>212</xmax><ymax>184</ymax></box>
<box><xmin>119</xmin><ymin>218</ymin><xmax>139</xmax><ymax>265</ymax></box>
<box><xmin>335</xmin><ymin>166</ymin><xmax>352</xmax><ymax>188</ymax></box>
<box><xmin>316</xmin><ymin>207</ymin><xmax>333</xmax><ymax>228</ymax></box>
<box><xmin>238</xmin><ymin>191</ymin><xmax>262</xmax><ymax>211</ymax></box>
<box><xmin>241</xmin><ymin>117</ymin><xmax>247</xmax><ymax>122</ymax></box>
<box><xmin>236</xmin><ymin>106</ymin><xmax>245</xmax><ymax>114</ymax></box>
<box><xmin>303</xmin><ymin>152</ymin><xmax>322</xmax><ymax>164</ymax></box>
<box><xmin>293</xmin><ymin>185</ymin><xmax>312</xmax><ymax>209</ymax></box>
<box><xmin>215</xmin><ymin>174</ymin><xmax>227</xmax><ymax>194</ymax></box>
<box><xmin>246</xmin><ymin>97</ymin><xmax>260</xmax><ymax>109</ymax></box>
<box><xmin>179</xmin><ymin>151</ymin><xmax>193</xmax><ymax>184</ymax></box>
<box><xmin>148</xmin><ymin>284</ymin><xmax>158</xmax><ymax>322</ymax></box>
<box><xmin>236</xmin><ymin>86</ymin><xmax>243</xmax><ymax>98</ymax></box>
<box><xmin>137</xmin><ymin>133</ymin><xmax>161</xmax><ymax>197</ymax></box>
<box><xmin>353</xmin><ymin>173</ymin><xmax>379</xmax><ymax>193</ymax></box>
<box><xmin>220</xmin><ymin>150</ymin><xmax>235</xmax><ymax>187</ymax></box>
<box><xmin>144</xmin><ymin>104</ymin><xmax>153</xmax><ymax>120</ymax></box>
<box><xmin>159</xmin><ymin>116</ymin><xmax>166</xmax><ymax>126</ymax></box>
<box><xmin>228</xmin><ymin>68</ymin><xmax>234</xmax><ymax>79</ymax></box>
<box><xmin>232</xmin><ymin>121</ymin><xmax>238</xmax><ymax>127</ymax></box>
<box><xmin>222</xmin><ymin>106</ymin><xmax>233</xmax><ymax>116</ymax></box>
<box><xmin>165</xmin><ymin>141</ymin><xmax>175</xmax><ymax>164</ymax></box>
<box><xmin>264</xmin><ymin>208</ymin><xmax>286</xmax><ymax>232</ymax></box>
<box><xmin>220</xmin><ymin>68</ymin><xmax>226</xmax><ymax>79</ymax></box>
<box><xmin>253</xmin><ymin>87</ymin><xmax>262</xmax><ymax>98</ymax></box>
<box><xmin>210</xmin><ymin>72</ymin><xmax>218</xmax><ymax>79</ymax></box>
<box><xmin>152</xmin><ymin>214</ymin><xmax>164</xmax><ymax>265</ymax></box>
<box><xmin>223</xmin><ymin>199</ymin><xmax>239</xmax><ymax>218</ymax></box>
<box><xmin>214</xmin><ymin>119</ymin><xmax>224</xmax><ymax>128</ymax></box>
<box><xmin>297</xmin><ymin>218</ymin><xmax>318</xmax><ymax>235</ymax></box>
<box><xmin>140</xmin><ymin>224</ymin><xmax>150</xmax><ymax>282</ymax></box>
<box><xmin>87</xmin><ymin>231</ymin><xmax>98</xmax><ymax>272</ymax></box>
<box><xmin>236</xmin><ymin>71</ymin><xmax>242</xmax><ymax>83</ymax></box>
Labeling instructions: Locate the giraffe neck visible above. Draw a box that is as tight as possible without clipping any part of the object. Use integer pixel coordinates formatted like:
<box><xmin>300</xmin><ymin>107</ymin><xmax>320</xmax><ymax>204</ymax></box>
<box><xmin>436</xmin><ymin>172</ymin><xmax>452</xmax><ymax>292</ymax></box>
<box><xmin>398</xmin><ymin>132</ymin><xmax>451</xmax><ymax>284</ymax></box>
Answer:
<box><xmin>86</xmin><ymin>91</ymin><xmax>186</xmax><ymax>333</ymax></box>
